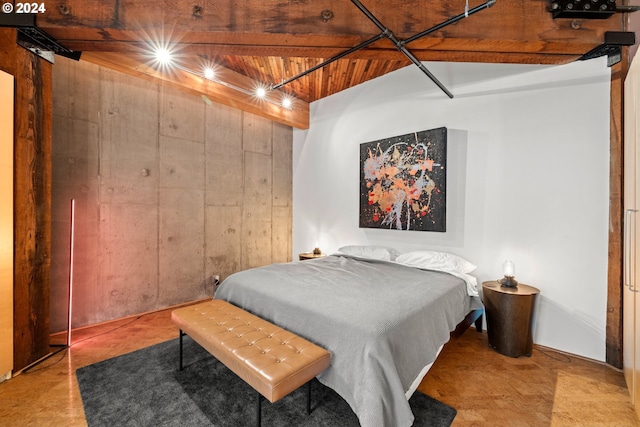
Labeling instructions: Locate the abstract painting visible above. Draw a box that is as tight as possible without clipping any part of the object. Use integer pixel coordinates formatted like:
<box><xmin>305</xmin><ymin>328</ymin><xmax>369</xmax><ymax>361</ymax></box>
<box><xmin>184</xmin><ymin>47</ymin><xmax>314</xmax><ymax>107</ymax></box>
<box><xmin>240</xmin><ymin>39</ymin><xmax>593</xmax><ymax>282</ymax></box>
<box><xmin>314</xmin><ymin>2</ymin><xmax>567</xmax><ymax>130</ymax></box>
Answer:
<box><xmin>359</xmin><ymin>127</ymin><xmax>447</xmax><ymax>232</ymax></box>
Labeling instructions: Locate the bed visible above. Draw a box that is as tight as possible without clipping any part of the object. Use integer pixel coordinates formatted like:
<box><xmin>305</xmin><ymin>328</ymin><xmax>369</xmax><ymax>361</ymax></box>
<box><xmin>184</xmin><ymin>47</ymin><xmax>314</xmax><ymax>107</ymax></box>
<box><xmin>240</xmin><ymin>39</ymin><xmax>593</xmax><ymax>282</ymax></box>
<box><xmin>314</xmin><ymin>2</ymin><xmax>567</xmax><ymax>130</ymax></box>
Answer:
<box><xmin>214</xmin><ymin>248</ymin><xmax>483</xmax><ymax>427</ymax></box>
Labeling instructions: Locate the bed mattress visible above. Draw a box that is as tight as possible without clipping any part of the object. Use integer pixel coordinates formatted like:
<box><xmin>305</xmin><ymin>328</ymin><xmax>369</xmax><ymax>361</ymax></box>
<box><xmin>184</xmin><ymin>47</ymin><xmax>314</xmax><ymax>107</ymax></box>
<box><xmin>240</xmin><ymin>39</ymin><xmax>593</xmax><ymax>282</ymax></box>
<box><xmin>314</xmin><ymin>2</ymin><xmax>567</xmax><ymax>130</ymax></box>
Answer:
<box><xmin>215</xmin><ymin>254</ymin><xmax>480</xmax><ymax>427</ymax></box>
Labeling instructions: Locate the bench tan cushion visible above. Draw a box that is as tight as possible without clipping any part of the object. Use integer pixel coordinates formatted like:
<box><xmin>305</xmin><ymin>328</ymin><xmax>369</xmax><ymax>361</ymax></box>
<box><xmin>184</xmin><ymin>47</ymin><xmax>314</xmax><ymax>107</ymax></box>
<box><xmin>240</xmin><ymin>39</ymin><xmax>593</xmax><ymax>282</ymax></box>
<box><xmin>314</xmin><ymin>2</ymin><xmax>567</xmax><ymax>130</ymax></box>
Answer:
<box><xmin>171</xmin><ymin>300</ymin><xmax>331</xmax><ymax>403</ymax></box>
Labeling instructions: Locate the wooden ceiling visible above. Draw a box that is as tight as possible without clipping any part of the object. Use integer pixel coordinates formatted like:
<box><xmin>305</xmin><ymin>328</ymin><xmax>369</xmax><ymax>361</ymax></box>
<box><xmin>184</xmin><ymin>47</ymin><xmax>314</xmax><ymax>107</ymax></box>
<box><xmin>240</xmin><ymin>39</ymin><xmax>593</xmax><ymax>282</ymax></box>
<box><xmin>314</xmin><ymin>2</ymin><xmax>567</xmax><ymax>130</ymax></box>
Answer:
<box><xmin>35</xmin><ymin>0</ymin><xmax>628</xmax><ymax>129</ymax></box>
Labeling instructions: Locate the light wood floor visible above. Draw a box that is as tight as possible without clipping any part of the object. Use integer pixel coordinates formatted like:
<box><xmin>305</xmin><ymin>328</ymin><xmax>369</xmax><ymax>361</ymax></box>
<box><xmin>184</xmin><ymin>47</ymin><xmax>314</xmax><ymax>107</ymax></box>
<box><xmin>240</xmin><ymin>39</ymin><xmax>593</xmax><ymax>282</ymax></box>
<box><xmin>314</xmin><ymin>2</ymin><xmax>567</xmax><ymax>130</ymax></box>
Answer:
<box><xmin>0</xmin><ymin>305</ymin><xmax>638</xmax><ymax>427</ymax></box>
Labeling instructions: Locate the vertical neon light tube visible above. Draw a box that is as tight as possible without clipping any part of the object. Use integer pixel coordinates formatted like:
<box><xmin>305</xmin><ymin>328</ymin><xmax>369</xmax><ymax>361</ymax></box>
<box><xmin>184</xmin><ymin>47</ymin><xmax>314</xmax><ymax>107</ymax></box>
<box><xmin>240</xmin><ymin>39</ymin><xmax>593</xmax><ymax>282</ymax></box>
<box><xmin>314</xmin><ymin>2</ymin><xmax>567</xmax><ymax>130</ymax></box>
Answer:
<box><xmin>67</xmin><ymin>199</ymin><xmax>75</xmax><ymax>347</ymax></box>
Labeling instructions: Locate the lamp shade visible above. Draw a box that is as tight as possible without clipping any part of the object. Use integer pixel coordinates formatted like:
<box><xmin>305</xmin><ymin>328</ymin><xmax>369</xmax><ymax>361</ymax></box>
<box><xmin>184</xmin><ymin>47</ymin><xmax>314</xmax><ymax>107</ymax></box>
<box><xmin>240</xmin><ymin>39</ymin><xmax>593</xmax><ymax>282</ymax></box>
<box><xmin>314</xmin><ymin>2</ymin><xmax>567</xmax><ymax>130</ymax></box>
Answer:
<box><xmin>502</xmin><ymin>259</ymin><xmax>515</xmax><ymax>277</ymax></box>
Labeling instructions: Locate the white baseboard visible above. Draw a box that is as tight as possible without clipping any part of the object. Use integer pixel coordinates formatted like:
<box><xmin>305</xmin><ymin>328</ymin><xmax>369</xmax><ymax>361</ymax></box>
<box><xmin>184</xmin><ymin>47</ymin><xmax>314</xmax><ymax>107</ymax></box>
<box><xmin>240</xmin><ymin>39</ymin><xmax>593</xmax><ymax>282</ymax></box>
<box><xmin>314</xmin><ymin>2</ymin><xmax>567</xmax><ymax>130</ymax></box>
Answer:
<box><xmin>0</xmin><ymin>371</ymin><xmax>12</xmax><ymax>383</ymax></box>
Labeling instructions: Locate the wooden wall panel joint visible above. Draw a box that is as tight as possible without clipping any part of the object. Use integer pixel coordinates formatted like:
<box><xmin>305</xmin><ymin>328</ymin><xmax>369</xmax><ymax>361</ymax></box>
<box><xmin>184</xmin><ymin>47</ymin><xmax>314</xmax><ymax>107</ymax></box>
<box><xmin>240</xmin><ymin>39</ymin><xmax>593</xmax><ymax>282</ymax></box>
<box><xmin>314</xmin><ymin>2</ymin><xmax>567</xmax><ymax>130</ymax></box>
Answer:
<box><xmin>606</xmin><ymin>54</ymin><xmax>627</xmax><ymax>369</ymax></box>
<box><xmin>0</xmin><ymin>29</ymin><xmax>52</xmax><ymax>372</ymax></box>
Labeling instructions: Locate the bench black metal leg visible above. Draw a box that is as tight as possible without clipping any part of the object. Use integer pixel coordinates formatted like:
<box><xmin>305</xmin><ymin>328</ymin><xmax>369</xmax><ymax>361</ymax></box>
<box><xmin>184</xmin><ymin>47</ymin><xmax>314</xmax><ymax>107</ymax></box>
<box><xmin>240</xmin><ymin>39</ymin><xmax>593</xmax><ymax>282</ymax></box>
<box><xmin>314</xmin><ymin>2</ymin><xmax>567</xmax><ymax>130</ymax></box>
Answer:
<box><xmin>179</xmin><ymin>330</ymin><xmax>184</xmax><ymax>371</ymax></box>
<box><xmin>256</xmin><ymin>393</ymin><xmax>263</xmax><ymax>427</ymax></box>
<box><xmin>306</xmin><ymin>381</ymin><xmax>312</xmax><ymax>415</ymax></box>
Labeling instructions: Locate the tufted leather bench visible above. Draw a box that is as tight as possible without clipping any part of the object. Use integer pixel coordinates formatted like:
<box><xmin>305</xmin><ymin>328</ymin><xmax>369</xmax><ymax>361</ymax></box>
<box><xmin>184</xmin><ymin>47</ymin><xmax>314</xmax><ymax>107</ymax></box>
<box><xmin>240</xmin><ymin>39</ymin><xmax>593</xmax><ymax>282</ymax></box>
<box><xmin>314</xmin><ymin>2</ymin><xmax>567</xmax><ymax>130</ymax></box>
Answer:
<box><xmin>171</xmin><ymin>300</ymin><xmax>331</xmax><ymax>426</ymax></box>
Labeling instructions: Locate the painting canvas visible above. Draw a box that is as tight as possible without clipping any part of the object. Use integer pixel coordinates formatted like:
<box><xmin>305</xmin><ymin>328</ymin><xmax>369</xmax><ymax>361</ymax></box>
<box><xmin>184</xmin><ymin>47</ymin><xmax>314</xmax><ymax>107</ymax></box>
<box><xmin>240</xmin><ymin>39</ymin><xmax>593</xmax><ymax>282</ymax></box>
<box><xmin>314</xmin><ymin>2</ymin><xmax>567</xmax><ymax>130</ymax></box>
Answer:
<box><xmin>360</xmin><ymin>127</ymin><xmax>447</xmax><ymax>232</ymax></box>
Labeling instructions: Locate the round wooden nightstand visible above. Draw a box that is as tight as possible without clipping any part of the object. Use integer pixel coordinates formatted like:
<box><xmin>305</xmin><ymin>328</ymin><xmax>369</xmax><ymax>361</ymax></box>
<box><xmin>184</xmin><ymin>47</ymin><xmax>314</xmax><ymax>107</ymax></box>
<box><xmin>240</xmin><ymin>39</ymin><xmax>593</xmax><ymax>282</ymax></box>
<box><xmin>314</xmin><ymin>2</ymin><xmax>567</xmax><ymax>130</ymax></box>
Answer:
<box><xmin>298</xmin><ymin>252</ymin><xmax>325</xmax><ymax>261</ymax></box>
<box><xmin>482</xmin><ymin>281</ymin><xmax>540</xmax><ymax>358</ymax></box>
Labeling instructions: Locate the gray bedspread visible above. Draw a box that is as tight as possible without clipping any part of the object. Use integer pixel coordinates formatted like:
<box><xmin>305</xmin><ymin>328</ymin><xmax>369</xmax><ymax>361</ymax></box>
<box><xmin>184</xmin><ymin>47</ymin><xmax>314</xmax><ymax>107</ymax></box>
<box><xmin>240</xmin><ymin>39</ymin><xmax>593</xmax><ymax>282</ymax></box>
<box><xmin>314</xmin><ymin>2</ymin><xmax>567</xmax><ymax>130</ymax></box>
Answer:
<box><xmin>214</xmin><ymin>254</ymin><xmax>479</xmax><ymax>427</ymax></box>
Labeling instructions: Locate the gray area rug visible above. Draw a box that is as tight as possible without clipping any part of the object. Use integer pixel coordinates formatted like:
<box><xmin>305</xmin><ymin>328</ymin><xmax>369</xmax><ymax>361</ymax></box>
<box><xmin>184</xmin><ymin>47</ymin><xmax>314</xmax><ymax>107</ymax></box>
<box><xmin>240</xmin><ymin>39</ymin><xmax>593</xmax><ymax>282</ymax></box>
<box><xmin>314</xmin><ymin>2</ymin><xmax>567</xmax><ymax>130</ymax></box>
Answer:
<box><xmin>76</xmin><ymin>336</ymin><xmax>456</xmax><ymax>426</ymax></box>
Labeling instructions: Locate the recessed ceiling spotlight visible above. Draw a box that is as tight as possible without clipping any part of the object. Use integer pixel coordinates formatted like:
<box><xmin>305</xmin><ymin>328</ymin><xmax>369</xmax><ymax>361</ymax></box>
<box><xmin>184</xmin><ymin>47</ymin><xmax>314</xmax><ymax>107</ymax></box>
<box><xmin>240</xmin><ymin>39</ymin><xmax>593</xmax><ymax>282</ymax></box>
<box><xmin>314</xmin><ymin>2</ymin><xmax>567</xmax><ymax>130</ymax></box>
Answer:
<box><xmin>255</xmin><ymin>87</ymin><xmax>267</xmax><ymax>98</ymax></box>
<box><xmin>282</xmin><ymin>97</ymin><xmax>292</xmax><ymax>109</ymax></box>
<box><xmin>154</xmin><ymin>47</ymin><xmax>173</xmax><ymax>65</ymax></box>
<box><xmin>203</xmin><ymin>67</ymin><xmax>215</xmax><ymax>80</ymax></box>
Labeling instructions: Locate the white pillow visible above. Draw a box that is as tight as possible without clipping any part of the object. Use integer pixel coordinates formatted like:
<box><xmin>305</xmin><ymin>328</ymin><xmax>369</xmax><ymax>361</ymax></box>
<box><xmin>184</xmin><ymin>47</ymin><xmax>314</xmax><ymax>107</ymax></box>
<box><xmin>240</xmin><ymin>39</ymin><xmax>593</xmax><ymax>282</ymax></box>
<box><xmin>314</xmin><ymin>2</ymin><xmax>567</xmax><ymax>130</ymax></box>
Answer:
<box><xmin>395</xmin><ymin>251</ymin><xmax>477</xmax><ymax>274</ymax></box>
<box><xmin>337</xmin><ymin>245</ymin><xmax>400</xmax><ymax>261</ymax></box>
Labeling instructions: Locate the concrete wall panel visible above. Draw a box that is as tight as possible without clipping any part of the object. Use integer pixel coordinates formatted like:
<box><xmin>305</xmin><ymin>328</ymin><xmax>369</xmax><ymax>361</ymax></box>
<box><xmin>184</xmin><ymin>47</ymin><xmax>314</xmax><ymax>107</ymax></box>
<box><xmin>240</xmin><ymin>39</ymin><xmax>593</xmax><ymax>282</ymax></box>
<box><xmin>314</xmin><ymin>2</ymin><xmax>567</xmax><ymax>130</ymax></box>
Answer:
<box><xmin>97</xmin><ymin>203</ymin><xmax>159</xmax><ymax>322</ymax></box>
<box><xmin>158</xmin><ymin>188</ymin><xmax>206</xmax><ymax>305</ymax></box>
<box><xmin>99</xmin><ymin>68</ymin><xmax>159</xmax><ymax>205</ymax></box>
<box><xmin>51</xmin><ymin>59</ymin><xmax>101</xmax><ymax>332</ymax></box>
<box><xmin>51</xmin><ymin>57</ymin><xmax>292</xmax><ymax>331</ymax></box>
<box><xmin>52</xmin><ymin>58</ymin><xmax>100</xmax><ymax>123</ymax></box>
<box><xmin>206</xmin><ymin>205</ymin><xmax>242</xmax><ymax>284</ymax></box>
<box><xmin>50</xmin><ymin>196</ymin><xmax>100</xmax><ymax>329</ymax></box>
<box><xmin>243</xmin><ymin>114</ymin><xmax>272</xmax><ymax>155</ymax></box>
<box><xmin>242</xmin><ymin>151</ymin><xmax>272</xmax><ymax>269</ymax></box>
<box><xmin>51</xmin><ymin>117</ymin><xmax>99</xmax><ymax>171</ymax></box>
<box><xmin>205</xmin><ymin>102</ymin><xmax>243</xmax><ymax>207</ymax></box>
<box><xmin>160</xmin><ymin>87</ymin><xmax>205</xmax><ymax>143</ymax></box>
<box><xmin>160</xmin><ymin>136</ymin><xmax>205</xmax><ymax>189</ymax></box>
<box><xmin>272</xmin><ymin>206</ymin><xmax>292</xmax><ymax>262</ymax></box>
<box><xmin>273</xmin><ymin>122</ymin><xmax>292</xmax><ymax>208</ymax></box>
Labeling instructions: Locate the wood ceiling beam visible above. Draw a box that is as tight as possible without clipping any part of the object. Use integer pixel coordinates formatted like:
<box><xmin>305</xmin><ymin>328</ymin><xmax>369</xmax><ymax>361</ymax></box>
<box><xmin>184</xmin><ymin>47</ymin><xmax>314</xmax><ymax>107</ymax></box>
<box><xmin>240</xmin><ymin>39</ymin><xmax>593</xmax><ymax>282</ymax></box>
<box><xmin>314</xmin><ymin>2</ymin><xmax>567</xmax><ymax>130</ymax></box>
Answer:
<box><xmin>79</xmin><ymin>52</ymin><xmax>309</xmax><ymax>130</ymax></box>
<box><xmin>41</xmin><ymin>36</ymin><xmax>599</xmax><ymax>65</ymax></box>
<box><xmin>31</xmin><ymin>0</ymin><xmax>627</xmax><ymax>121</ymax></box>
<box><xmin>37</xmin><ymin>0</ymin><xmax>624</xmax><ymax>62</ymax></box>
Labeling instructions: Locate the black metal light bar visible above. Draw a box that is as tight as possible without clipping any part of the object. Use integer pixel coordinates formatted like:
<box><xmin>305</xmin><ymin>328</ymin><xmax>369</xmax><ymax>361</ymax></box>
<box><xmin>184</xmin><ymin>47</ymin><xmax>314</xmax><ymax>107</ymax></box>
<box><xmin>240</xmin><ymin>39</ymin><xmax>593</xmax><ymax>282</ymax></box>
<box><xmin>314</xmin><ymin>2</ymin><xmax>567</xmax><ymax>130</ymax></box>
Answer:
<box><xmin>350</xmin><ymin>0</ymin><xmax>454</xmax><ymax>98</ymax></box>
<box><xmin>388</xmin><ymin>29</ymin><xmax>454</xmax><ymax>99</ymax></box>
<box><xmin>0</xmin><ymin>12</ymin><xmax>81</xmax><ymax>63</ymax></box>
<box><xmin>271</xmin><ymin>32</ymin><xmax>386</xmax><ymax>91</ymax></box>
<box><xmin>579</xmin><ymin>31</ymin><xmax>636</xmax><ymax>66</ymax></box>
<box><xmin>271</xmin><ymin>0</ymin><xmax>496</xmax><ymax>99</ymax></box>
<box><xmin>402</xmin><ymin>0</ymin><xmax>497</xmax><ymax>46</ymax></box>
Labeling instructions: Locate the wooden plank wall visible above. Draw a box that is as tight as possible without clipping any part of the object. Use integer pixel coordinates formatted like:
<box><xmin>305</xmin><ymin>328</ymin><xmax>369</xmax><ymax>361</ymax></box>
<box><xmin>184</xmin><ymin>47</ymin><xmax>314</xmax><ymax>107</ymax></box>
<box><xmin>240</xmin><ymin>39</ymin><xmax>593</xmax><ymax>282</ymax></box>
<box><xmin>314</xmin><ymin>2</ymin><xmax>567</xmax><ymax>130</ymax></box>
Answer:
<box><xmin>608</xmin><ymin>56</ymin><xmax>626</xmax><ymax>369</ymax></box>
<box><xmin>0</xmin><ymin>29</ymin><xmax>52</xmax><ymax>372</ymax></box>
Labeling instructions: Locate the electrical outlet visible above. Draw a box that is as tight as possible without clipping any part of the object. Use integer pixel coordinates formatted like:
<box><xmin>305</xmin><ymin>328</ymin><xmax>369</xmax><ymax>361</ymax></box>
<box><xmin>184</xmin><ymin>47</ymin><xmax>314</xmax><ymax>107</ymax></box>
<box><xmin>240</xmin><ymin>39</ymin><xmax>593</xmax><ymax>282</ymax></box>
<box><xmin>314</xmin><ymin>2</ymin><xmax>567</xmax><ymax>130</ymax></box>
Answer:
<box><xmin>212</xmin><ymin>275</ymin><xmax>221</xmax><ymax>297</ymax></box>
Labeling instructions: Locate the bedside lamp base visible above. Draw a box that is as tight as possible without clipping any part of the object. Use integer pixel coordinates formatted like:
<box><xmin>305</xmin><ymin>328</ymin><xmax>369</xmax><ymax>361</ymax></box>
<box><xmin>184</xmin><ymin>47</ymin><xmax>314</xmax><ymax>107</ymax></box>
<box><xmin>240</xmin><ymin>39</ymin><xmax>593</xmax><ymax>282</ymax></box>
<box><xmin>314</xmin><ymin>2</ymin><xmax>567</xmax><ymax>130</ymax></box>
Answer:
<box><xmin>499</xmin><ymin>276</ymin><xmax>518</xmax><ymax>288</ymax></box>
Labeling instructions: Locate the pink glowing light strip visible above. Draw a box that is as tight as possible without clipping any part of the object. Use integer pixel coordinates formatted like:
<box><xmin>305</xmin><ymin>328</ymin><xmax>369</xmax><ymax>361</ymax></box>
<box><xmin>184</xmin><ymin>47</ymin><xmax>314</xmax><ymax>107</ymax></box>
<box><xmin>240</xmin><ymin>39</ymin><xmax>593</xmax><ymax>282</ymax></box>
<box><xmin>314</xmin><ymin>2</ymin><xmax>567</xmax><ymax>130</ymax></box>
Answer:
<box><xmin>67</xmin><ymin>199</ymin><xmax>75</xmax><ymax>347</ymax></box>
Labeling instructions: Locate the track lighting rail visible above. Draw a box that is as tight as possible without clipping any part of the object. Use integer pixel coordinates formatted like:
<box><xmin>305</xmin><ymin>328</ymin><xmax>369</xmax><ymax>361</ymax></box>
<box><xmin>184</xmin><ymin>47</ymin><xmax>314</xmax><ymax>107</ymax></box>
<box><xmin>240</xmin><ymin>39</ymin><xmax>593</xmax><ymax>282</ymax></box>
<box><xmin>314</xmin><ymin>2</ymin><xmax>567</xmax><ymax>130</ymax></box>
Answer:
<box><xmin>270</xmin><ymin>32</ymin><xmax>386</xmax><ymax>91</ymax></box>
<box><xmin>272</xmin><ymin>0</ymin><xmax>497</xmax><ymax>99</ymax></box>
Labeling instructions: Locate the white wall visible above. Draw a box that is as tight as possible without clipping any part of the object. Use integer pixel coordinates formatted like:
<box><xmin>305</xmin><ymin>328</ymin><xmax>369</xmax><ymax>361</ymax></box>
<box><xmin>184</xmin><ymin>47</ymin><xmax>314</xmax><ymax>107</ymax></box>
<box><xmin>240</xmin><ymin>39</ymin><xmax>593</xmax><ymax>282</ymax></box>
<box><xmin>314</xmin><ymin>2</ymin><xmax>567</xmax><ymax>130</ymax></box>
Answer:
<box><xmin>292</xmin><ymin>57</ymin><xmax>612</xmax><ymax>361</ymax></box>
